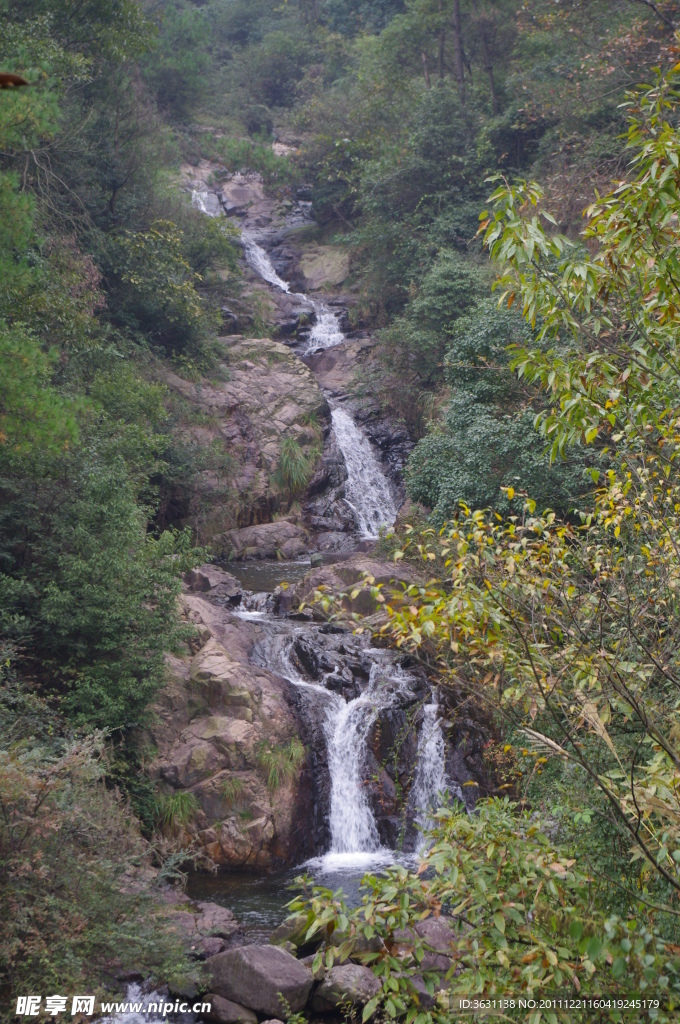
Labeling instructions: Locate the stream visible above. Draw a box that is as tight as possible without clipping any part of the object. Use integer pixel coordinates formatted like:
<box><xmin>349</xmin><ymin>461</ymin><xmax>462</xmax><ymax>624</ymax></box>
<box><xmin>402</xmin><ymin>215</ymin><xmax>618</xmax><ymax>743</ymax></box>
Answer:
<box><xmin>187</xmin><ymin>185</ymin><xmax>452</xmax><ymax>936</ymax></box>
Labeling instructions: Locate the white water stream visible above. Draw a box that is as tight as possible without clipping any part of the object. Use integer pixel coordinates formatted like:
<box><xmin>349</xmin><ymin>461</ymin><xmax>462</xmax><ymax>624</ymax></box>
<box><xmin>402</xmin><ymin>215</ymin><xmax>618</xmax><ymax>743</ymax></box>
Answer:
<box><xmin>193</xmin><ymin>186</ymin><xmax>445</xmax><ymax>868</ymax></box>
<box><xmin>244</xmin><ymin>616</ymin><xmax>449</xmax><ymax>871</ymax></box>
<box><xmin>191</xmin><ymin>187</ymin><xmax>396</xmax><ymax>539</ymax></box>
<box><xmin>331</xmin><ymin>407</ymin><xmax>398</xmax><ymax>539</ymax></box>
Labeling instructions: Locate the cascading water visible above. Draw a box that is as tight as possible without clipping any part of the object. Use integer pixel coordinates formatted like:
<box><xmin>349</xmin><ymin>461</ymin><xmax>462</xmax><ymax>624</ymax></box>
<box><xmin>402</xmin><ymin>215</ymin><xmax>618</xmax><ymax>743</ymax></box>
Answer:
<box><xmin>189</xmin><ymin>183</ymin><xmax>422</xmax><ymax>867</ymax></box>
<box><xmin>192</xmin><ymin>187</ymin><xmax>346</xmax><ymax>353</ymax></box>
<box><xmin>242</xmin><ymin>233</ymin><xmax>292</xmax><ymax>292</ymax></box>
<box><xmin>240</xmin><ymin>231</ymin><xmax>345</xmax><ymax>354</ymax></box>
<box><xmin>331</xmin><ymin>407</ymin><xmax>398</xmax><ymax>539</ymax></box>
<box><xmin>410</xmin><ymin>701</ymin><xmax>450</xmax><ymax>850</ymax></box>
<box><xmin>194</xmin><ymin>185</ymin><xmax>397</xmax><ymax>537</ymax></box>
<box><xmin>247</xmin><ymin>615</ymin><xmax>437</xmax><ymax>868</ymax></box>
<box><xmin>324</xmin><ymin>660</ymin><xmax>409</xmax><ymax>861</ymax></box>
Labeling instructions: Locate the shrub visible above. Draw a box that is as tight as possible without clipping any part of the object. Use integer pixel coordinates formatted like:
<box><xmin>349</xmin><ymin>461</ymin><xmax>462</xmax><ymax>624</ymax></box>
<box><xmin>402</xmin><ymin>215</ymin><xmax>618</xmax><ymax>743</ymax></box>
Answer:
<box><xmin>0</xmin><ymin>684</ymin><xmax>194</xmax><ymax>1013</ymax></box>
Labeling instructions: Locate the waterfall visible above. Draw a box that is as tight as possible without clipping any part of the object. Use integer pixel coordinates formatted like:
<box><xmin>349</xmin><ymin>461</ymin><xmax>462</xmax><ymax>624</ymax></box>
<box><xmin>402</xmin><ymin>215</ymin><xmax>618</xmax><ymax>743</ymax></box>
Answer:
<box><xmin>410</xmin><ymin>702</ymin><xmax>448</xmax><ymax>847</ymax></box>
<box><xmin>305</xmin><ymin>303</ymin><xmax>344</xmax><ymax>353</ymax></box>
<box><xmin>325</xmin><ymin>660</ymin><xmax>408</xmax><ymax>856</ymax></box>
<box><xmin>192</xmin><ymin>188</ymin><xmax>398</xmax><ymax>540</ymax></box>
<box><xmin>331</xmin><ymin>407</ymin><xmax>397</xmax><ymax>539</ymax></box>
<box><xmin>242</xmin><ymin>233</ymin><xmax>292</xmax><ymax>293</ymax></box>
<box><xmin>240</xmin><ymin>231</ymin><xmax>344</xmax><ymax>354</ymax></box>
<box><xmin>410</xmin><ymin>700</ymin><xmax>466</xmax><ymax>852</ymax></box>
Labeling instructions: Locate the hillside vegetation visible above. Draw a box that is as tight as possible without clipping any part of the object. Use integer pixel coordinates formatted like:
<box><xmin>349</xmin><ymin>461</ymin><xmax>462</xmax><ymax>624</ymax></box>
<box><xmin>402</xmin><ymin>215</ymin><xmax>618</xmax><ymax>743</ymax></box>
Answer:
<box><xmin>4</xmin><ymin>0</ymin><xmax>680</xmax><ymax>1018</ymax></box>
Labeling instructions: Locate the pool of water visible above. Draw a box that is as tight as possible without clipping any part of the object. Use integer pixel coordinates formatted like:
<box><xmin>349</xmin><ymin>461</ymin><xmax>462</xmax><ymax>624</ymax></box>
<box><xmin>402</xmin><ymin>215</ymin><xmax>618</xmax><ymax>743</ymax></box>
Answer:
<box><xmin>186</xmin><ymin>852</ymin><xmax>415</xmax><ymax>944</ymax></box>
<box><xmin>221</xmin><ymin>559</ymin><xmax>311</xmax><ymax>593</ymax></box>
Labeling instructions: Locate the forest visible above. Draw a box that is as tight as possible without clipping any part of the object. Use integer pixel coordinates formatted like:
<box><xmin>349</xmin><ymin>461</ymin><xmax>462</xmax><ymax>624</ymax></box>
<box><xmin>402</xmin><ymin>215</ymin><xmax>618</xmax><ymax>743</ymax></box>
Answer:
<box><xmin>4</xmin><ymin>0</ymin><xmax>680</xmax><ymax>1021</ymax></box>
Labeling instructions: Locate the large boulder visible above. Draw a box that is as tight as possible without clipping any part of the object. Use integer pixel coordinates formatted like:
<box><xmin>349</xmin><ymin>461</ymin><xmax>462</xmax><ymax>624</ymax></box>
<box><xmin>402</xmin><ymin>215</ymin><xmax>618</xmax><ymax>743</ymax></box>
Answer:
<box><xmin>204</xmin><ymin>995</ymin><xmax>257</xmax><ymax>1024</ymax></box>
<box><xmin>416</xmin><ymin>916</ymin><xmax>455</xmax><ymax>972</ymax></box>
<box><xmin>310</xmin><ymin>964</ymin><xmax>381</xmax><ymax>1011</ymax></box>
<box><xmin>205</xmin><ymin>945</ymin><xmax>313</xmax><ymax>1017</ymax></box>
<box><xmin>216</xmin><ymin>520</ymin><xmax>309</xmax><ymax>561</ymax></box>
<box><xmin>269</xmin><ymin>912</ymin><xmax>312</xmax><ymax>949</ymax></box>
<box><xmin>298</xmin><ymin>245</ymin><xmax>349</xmax><ymax>291</ymax></box>
<box><xmin>184</xmin><ymin>565</ymin><xmax>243</xmax><ymax>604</ymax></box>
<box><xmin>190</xmin><ymin>639</ymin><xmax>261</xmax><ymax>716</ymax></box>
<box><xmin>160</xmin><ymin>897</ymin><xmax>239</xmax><ymax>960</ymax></box>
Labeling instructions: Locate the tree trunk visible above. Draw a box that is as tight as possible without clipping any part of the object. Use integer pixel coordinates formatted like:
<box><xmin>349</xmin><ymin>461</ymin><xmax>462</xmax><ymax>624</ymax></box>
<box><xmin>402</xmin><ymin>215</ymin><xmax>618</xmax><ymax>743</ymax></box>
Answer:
<box><xmin>422</xmin><ymin>51</ymin><xmax>432</xmax><ymax>90</ymax></box>
<box><xmin>480</xmin><ymin>24</ymin><xmax>499</xmax><ymax>114</ymax></box>
<box><xmin>452</xmin><ymin>0</ymin><xmax>465</xmax><ymax>105</ymax></box>
<box><xmin>438</xmin><ymin>0</ymin><xmax>445</xmax><ymax>80</ymax></box>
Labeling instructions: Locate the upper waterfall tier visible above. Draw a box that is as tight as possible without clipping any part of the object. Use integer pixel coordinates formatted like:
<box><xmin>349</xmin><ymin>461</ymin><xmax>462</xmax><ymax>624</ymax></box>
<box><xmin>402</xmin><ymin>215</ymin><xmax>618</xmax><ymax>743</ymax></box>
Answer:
<box><xmin>191</xmin><ymin>185</ymin><xmax>398</xmax><ymax>541</ymax></box>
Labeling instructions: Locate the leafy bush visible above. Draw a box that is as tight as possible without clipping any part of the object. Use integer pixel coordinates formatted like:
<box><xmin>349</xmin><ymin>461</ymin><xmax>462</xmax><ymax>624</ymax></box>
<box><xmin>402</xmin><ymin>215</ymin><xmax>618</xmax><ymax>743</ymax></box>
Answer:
<box><xmin>110</xmin><ymin>220</ymin><xmax>217</xmax><ymax>355</ymax></box>
<box><xmin>0</xmin><ymin>455</ymin><xmax>203</xmax><ymax>731</ymax></box>
<box><xmin>405</xmin><ymin>299</ymin><xmax>590</xmax><ymax>518</ymax></box>
<box><xmin>0</xmin><ymin>684</ymin><xmax>194</xmax><ymax>1015</ymax></box>
<box><xmin>290</xmin><ymin>800</ymin><xmax>680</xmax><ymax>1020</ymax></box>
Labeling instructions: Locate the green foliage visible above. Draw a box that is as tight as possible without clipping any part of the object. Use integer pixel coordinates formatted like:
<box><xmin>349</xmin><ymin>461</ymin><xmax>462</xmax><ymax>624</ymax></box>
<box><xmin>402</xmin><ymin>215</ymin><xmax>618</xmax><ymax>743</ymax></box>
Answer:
<box><xmin>156</xmin><ymin>790</ymin><xmax>200</xmax><ymax>829</ymax></box>
<box><xmin>1</xmin><ymin>458</ymin><xmax>203</xmax><ymax>730</ymax></box>
<box><xmin>256</xmin><ymin>737</ymin><xmax>305</xmax><ymax>791</ymax></box>
<box><xmin>111</xmin><ymin>219</ymin><xmax>215</xmax><ymax>354</ymax></box>
<box><xmin>220</xmin><ymin>775</ymin><xmax>245</xmax><ymax>808</ymax></box>
<box><xmin>483</xmin><ymin>64</ymin><xmax>680</xmax><ymax>464</ymax></box>
<box><xmin>0</xmin><ymin>322</ymin><xmax>80</xmax><ymax>456</ymax></box>
<box><xmin>240</xmin><ymin>30</ymin><xmax>310</xmax><ymax>108</ymax></box>
<box><xmin>291</xmin><ymin>800</ymin><xmax>680</xmax><ymax>1020</ymax></box>
<box><xmin>405</xmin><ymin>299</ymin><xmax>590</xmax><ymax>517</ymax></box>
<box><xmin>143</xmin><ymin>0</ymin><xmax>211</xmax><ymax>120</ymax></box>
<box><xmin>275</xmin><ymin>437</ymin><xmax>319</xmax><ymax>504</ymax></box>
<box><xmin>0</xmin><ymin>683</ymin><xmax>194</xmax><ymax>1014</ymax></box>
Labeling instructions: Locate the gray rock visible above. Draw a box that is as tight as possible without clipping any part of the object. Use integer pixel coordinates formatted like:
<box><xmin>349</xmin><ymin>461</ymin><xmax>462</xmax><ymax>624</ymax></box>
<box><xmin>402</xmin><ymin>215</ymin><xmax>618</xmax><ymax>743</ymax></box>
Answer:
<box><xmin>195</xmin><ymin>901</ymin><xmax>240</xmax><ymax>938</ymax></box>
<box><xmin>184</xmin><ymin>566</ymin><xmax>242</xmax><ymax>603</ymax></box>
<box><xmin>204</xmin><ymin>995</ymin><xmax>257</xmax><ymax>1024</ymax></box>
<box><xmin>311</xmin><ymin>964</ymin><xmax>381</xmax><ymax>1011</ymax></box>
<box><xmin>416</xmin><ymin>916</ymin><xmax>455</xmax><ymax>972</ymax></box>
<box><xmin>218</xmin><ymin>521</ymin><xmax>309</xmax><ymax>561</ymax></box>
<box><xmin>204</xmin><ymin>945</ymin><xmax>313</xmax><ymax>1016</ymax></box>
<box><xmin>299</xmin><ymin>953</ymin><xmax>325</xmax><ymax>981</ymax></box>
<box><xmin>269</xmin><ymin>911</ymin><xmax>310</xmax><ymax>948</ymax></box>
<box><xmin>194</xmin><ymin>936</ymin><xmax>227</xmax><ymax>960</ymax></box>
